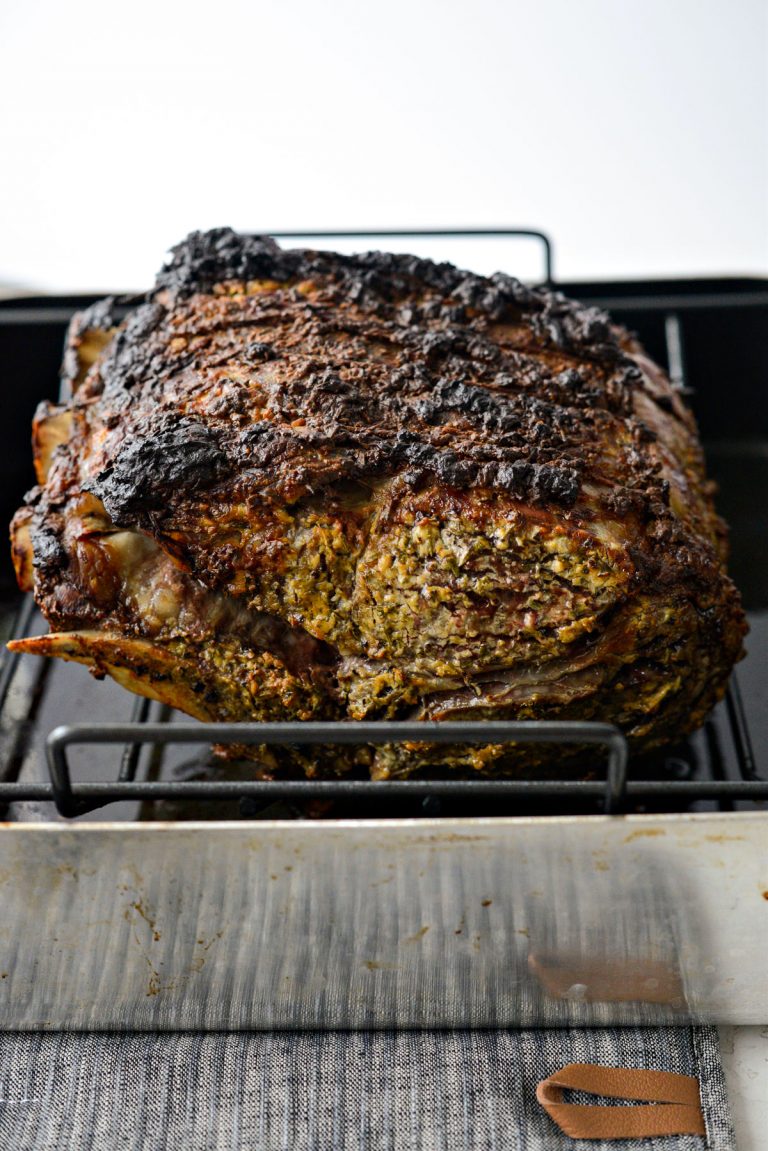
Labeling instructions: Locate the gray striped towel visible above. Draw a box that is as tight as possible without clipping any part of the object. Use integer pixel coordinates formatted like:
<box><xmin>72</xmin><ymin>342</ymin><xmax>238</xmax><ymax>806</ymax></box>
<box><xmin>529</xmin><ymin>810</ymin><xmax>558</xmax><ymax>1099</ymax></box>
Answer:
<box><xmin>0</xmin><ymin>1025</ymin><xmax>733</xmax><ymax>1150</ymax></box>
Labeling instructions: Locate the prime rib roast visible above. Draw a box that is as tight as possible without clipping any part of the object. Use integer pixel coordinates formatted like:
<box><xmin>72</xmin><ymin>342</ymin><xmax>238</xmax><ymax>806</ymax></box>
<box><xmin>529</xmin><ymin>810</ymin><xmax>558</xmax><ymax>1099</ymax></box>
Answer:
<box><xmin>8</xmin><ymin>229</ymin><xmax>747</xmax><ymax>778</ymax></box>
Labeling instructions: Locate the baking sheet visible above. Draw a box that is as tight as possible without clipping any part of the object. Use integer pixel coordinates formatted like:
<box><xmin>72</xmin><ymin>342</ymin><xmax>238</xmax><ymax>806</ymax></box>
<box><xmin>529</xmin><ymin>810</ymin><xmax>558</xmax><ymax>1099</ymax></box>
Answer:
<box><xmin>0</xmin><ymin>811</ymin><xmax>764</xmax><ymax>1029</ymax></box>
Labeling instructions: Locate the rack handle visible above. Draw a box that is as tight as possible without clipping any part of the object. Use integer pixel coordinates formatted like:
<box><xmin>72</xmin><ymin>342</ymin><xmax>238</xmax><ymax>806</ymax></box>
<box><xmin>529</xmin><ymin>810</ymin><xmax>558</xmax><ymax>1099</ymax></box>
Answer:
<box><xmin>265</xmin><ymin>228</ymin><xmax>554</xmax><ymax>284</ymax></box>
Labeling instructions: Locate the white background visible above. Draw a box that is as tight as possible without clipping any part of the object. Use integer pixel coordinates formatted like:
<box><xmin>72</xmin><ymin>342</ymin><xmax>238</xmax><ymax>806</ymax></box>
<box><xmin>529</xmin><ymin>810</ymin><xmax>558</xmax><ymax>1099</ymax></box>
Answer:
<box><xmin>0</xmin><ymin>0</ymin><xmax>766</xmax><ymax>291</ymax></box>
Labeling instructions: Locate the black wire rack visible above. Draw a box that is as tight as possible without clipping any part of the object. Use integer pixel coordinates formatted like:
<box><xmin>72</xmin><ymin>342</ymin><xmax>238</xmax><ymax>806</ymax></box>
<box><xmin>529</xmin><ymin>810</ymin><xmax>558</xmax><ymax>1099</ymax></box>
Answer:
<box><xmin>0</xmin><ymin>595</ymin><xmax>764</xmax><ymax>819</ymax></box>
<box><xmin>268</xmin><ymin>228</ymin><xmax>554</xmax><ymax>283</ymax></box>
<box><xmin>0</xmin><ymin>229</ymin><xmax>764</xmax><ymax>820</ymax></box>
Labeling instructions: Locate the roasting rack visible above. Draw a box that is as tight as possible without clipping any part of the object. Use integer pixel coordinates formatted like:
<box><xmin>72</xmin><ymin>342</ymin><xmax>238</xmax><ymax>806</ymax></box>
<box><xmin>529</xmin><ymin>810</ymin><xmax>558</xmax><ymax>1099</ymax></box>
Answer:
<box><xmin>0</xmin><ymin>229</ymin><xmax>765</xmax><ymax>821</ymax></box>
<box><xmin>0</xmin><ymin>592</ymin><xmax>763</xmax><ymax>820</ymax></box>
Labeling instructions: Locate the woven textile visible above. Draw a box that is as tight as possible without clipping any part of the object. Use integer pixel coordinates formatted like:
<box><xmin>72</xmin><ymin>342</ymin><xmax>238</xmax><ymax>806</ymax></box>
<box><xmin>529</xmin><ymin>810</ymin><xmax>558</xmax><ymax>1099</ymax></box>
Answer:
<box><xmin>0</xmin><ymin>1026</ymin><xmax>733</xmax><ymax>1150</ymax></box>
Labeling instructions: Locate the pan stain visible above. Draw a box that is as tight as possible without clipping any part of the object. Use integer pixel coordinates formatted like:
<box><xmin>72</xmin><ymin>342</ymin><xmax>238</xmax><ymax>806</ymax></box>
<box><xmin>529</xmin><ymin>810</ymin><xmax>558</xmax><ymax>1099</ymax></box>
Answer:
<box><xmin>129</xmin><ymin>900</ymin><xmax>161</xmax><ymax>942</ymax></box>
<box><xmin>402</xmin><ymin>926</ymin><xmax>430</xmax><ymax>944</ymax></box>
<box><xmin>0</xmin><ymin>973</ymin><xmax>7</xmax><ymax>979</ymax></box>
<box><xmin>481</xmin><ymin>899</ymin><xmax>492</xmax><ymax>907</ymax></box>
<box><xmin>411</xmin><ymin>835</ymin><xmax>488</xmax><ymax>845</ymax></box>
<box><xmin>124</xmin><ymin>864</ymin><xmax>145</xmax><ymax>888</ymax></box>
<box><xmin>121</xmin><ymin>896</ymin><xmax>168</xmax><ymax>997</ymax></box>
<box><xmin>762</xmin><ymin>892</ymin><xmax>768</xmax><ymax>901</ymax></box>
<box><xmin>362</xmin><ymin>960</ymin><xmax>400</xmax><ymax>971</ymax></box>
<box><xmin>704</xmin><ymin>835</ymin><xmax>747</xmax><ymax>844</ymax></box>
<box><xmin>142</xmin><ymin>930</ymin><xmax>224</xmax><ymax>997</ymax></box>
<box><xmin>623</xmin><ymin>828</ymin><xmax>666</xmax><ymax>843</ymax></box>
<box><xmin>196</xmin><ymin>931</ymin><xmax>224</xmax><ymax>952</ymax></box>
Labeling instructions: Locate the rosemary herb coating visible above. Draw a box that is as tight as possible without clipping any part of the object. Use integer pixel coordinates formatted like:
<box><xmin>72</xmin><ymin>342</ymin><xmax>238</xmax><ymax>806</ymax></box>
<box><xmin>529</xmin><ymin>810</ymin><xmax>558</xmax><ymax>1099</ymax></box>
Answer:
<box><xmin>9</xmin><ymin>230</ymin><xmax>747</xmax><ymax>778</ymax></box>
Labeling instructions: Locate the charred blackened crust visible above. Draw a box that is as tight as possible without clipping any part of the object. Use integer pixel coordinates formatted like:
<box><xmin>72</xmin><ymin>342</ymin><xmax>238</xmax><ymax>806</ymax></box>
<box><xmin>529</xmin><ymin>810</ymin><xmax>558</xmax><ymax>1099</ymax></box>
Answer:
<box><xmin>71</xmin><ymin>228</ymin><xmax>687</xmax><ymax>526</ymax></box>
<box><xmin>86</xmin><ymin>415</ymin><xmax>229</xmax><ymax>521</ymax></box>
<box><xmin>155</xmin><ymin>227</ymin><xmax>619</xmax><ymax>353</ymax></box>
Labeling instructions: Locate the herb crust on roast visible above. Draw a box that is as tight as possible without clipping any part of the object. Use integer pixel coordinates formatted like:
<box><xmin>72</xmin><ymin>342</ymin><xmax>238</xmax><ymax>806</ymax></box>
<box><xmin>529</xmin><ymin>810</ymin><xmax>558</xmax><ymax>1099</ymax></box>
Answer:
<box><xmin>9</xmin><ymin>229</ymin><xmax>747</xmax><ymax>778</ymax></box>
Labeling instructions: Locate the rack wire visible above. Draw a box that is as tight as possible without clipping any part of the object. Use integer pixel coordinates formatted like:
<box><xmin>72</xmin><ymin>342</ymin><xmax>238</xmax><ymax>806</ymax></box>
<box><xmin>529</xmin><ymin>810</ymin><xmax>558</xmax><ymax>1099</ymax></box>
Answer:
<box><xmin>0</xmin><ymin>591</ymin><xmax>764</xmax><ymax>819</ymax></box>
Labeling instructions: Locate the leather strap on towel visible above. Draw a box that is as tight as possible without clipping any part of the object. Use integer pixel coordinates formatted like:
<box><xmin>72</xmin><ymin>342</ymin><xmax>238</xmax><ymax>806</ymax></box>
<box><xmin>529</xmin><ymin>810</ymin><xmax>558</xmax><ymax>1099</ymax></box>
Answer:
<box><xmin>536</xmin><ymin>1063</ymin><xmax>705</xmax><ymax>1140</ymax></box>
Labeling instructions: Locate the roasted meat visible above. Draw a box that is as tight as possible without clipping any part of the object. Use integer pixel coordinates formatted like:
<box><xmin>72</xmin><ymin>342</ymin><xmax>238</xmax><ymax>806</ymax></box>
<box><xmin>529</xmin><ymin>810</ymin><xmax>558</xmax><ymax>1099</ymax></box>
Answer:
<box><xmin>9</xmin><ymin>229</ymin><xmax>747</xmax><ymax>777</ymax></box>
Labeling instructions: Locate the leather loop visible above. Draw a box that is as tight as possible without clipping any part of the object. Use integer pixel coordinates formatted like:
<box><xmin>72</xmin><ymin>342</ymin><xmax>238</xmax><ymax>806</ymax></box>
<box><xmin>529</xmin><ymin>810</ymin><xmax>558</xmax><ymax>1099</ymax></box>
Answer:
<box><xmin>536</xmin><ymin>1063</ymin><xmax>705</xmax><ymax>1140</ymax></box>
